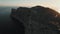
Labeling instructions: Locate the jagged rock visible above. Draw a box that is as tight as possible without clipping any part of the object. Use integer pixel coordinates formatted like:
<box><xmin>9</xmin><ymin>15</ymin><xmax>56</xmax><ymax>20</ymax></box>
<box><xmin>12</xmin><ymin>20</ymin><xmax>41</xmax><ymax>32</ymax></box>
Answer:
<box><xmin>10</xmin><ymin>6</ymin><xmax>60</xmax><ymax>34</ymax></box>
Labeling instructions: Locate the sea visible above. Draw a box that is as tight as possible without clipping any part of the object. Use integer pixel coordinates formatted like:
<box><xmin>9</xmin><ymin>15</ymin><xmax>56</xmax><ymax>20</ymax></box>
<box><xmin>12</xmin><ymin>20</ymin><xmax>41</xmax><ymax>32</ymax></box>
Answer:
<box><xmin>0</xmin><ymin>6</ymin><xmax>18</xmax><ymax>34</ymax></box>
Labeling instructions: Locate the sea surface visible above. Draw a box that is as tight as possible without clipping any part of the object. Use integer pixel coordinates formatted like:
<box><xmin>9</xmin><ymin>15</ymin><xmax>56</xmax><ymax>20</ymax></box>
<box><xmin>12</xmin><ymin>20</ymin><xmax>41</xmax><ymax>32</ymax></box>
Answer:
<box><xmin>0</xmin><ymin>6</ymin><xmax>18</xmax><ymax>34</ymax></box>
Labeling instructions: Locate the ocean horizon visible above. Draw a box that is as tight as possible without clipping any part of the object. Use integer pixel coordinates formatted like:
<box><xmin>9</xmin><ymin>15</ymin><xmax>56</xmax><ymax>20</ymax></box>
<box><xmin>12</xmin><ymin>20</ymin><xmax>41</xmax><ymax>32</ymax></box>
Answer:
<box><xmin>0</xmin><ymin>6</ymin><xmax>18</xmax><ymax>34</ymax></box>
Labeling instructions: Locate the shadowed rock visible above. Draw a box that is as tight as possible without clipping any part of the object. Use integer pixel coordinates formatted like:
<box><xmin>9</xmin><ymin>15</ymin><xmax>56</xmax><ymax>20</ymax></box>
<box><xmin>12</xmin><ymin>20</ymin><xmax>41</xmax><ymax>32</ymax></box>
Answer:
<box><xmin>10</xmin><ymin>6</ymin><xmax>60</xmax><ymax>34</ymax></box>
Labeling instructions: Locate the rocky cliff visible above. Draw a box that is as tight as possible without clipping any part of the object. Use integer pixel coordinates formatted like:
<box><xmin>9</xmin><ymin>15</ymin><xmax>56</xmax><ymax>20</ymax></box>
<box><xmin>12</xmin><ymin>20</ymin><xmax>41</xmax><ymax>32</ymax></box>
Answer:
<box><xmin>10</xmin><ymin>6</ymin><xmax>60</xmax><ymax>34</ymax></box>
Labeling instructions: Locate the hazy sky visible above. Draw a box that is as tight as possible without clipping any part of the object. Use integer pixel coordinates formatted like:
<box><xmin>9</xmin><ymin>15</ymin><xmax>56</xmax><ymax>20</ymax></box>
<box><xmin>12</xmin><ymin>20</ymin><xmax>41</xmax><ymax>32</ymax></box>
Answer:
<box><xmin>0</xmin><ymin>0</ymin><xmax>60</xmax><ymax>13</ymax></box>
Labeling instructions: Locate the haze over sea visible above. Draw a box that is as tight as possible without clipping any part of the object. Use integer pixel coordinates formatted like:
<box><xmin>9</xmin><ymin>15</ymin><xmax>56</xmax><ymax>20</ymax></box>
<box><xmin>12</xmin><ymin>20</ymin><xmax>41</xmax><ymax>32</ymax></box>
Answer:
<box><xmin>0</xmin><ymin>6</ymin><xmax>18</xmax><ymax>34</ymax></box>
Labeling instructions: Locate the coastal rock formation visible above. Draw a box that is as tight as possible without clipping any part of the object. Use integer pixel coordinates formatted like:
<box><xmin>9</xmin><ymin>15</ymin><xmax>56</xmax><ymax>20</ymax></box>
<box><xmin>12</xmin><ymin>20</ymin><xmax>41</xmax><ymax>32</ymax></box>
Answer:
<box><xmin>10</xmin><ymin>6</ymin><xmax>60</xmax><ymax>34</ymax></box>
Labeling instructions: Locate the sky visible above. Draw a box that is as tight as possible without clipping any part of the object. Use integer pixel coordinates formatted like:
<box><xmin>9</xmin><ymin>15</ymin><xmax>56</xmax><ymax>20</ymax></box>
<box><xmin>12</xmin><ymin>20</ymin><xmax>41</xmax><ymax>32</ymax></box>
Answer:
<box><xmin>0</xmin><ymin>0</ymin><xmax>60</xmax><ymax>13</ymax></box>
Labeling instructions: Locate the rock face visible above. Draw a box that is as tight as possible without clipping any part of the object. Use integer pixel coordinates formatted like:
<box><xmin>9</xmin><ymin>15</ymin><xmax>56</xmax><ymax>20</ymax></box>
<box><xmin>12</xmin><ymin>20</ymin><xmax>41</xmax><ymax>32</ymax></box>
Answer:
<box><xmin>10</xmin><ymin>6</ymin><xmax>60</xmax><ymax>34</ymax></box>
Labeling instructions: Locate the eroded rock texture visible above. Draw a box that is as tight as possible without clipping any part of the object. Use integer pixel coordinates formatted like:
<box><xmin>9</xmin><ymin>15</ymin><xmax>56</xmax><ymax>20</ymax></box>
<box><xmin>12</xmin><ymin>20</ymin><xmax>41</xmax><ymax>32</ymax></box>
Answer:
<box><xmin>10</xmin><ymin>6</ymin><xmax>60</xmax><ymax>34</ymax></box>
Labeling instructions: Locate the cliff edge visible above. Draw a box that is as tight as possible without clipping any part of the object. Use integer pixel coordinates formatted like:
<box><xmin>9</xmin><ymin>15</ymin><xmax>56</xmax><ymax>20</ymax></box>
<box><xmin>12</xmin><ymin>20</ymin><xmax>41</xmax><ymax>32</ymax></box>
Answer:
<box><xmin>10</xmin><ymin>6</ymin><xmax>60</xmax><ymax>34</ymax></box>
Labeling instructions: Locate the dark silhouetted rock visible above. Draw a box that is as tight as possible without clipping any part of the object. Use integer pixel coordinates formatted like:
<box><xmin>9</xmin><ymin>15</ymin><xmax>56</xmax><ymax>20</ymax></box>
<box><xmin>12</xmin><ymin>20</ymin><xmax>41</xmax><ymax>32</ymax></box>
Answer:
<box><xmin>10</xmin><ymin>6</ymin><xmax>60</xmax><ymax>34</ymax></box>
